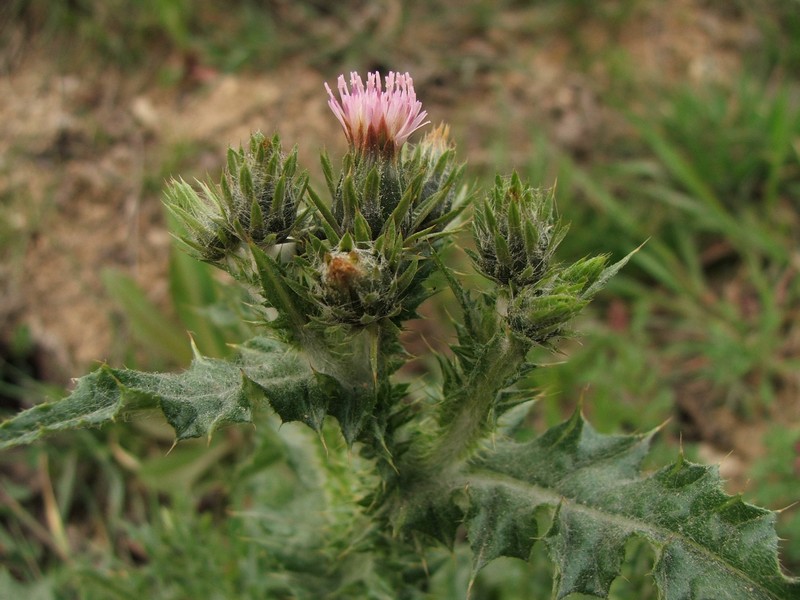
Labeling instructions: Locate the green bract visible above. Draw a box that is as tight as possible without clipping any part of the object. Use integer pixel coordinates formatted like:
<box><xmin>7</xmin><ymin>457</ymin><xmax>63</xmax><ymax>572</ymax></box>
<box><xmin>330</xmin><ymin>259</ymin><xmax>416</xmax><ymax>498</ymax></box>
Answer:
<box><xmin>223</xmin><ymin>132</ymin><xmax>307</xmax><ymax>246</ymax></box>
<box><xmin>472</xmin><ymin>173</ymin><xmax>567</xmax><ymax>289</ymax></box>
<box><xmin>164</xmin><ymin>132</ymin><xmax>307</xmax><ymax>262</ymax></box>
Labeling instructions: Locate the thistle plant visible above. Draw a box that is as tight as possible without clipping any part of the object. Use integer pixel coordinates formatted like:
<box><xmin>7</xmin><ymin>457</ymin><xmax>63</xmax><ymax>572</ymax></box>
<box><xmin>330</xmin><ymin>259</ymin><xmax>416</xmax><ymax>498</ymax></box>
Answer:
<box><xmin>2</xmin><ymin>71</ymin><xmax>798</xmax><ymax>599</ymax></box>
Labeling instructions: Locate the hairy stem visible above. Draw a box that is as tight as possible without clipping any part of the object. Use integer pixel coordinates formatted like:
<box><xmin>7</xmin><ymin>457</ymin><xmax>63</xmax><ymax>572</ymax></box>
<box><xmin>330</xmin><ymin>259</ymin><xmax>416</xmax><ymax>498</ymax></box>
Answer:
<box><xmin>426</xmin><ymin>331</ymin><xmax>529</xmax><ymax>469</ymax></box>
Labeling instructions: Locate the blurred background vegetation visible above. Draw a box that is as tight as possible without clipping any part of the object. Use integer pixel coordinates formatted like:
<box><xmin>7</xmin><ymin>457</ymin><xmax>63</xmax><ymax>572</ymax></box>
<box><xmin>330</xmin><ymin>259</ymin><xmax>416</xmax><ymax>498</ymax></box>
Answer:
<box><xmin>1</xmin><ymin>0</ymin><xmax>799</xmax><ymax>598</ymax></box>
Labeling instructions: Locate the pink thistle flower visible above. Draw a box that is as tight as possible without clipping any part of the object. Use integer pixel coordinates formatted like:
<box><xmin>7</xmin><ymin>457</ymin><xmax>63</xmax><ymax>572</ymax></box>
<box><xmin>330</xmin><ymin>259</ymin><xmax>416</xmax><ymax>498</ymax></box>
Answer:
<box><xmin>325</xmin><ymin>71</ymin><xmax>429</xmax><ymax>158</ymax></box>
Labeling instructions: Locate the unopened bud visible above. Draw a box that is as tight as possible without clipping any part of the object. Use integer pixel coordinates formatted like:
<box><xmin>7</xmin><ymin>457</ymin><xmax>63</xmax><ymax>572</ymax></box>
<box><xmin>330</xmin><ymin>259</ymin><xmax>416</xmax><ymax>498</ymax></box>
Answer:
<box><xmin>225</xmin><ymin>132</ymin><xmax>306</xmax><ymax>246</ymax></box>
<box><xmin>317</xmin><ymin>245</ymin><xmax>403</xmax><ymax>325</ymax></box>
<box><xmin>400</xmin><ymin>124</ymin><xmax>465</xmax><ymax>235</ymax></box>
<box><xmin>472</xmin><ymin>174</ymin><xmax>566</xmax><ymax>289</ymax></box>
<box><xmin>507</xmin><ymin>283</ymin><xmax>588</xmax><ymax>344</ymax></box>
<box><xmin>164</xmin><ymin>178</ymin><xmax>236</xmax><ymax>262</ymax></box>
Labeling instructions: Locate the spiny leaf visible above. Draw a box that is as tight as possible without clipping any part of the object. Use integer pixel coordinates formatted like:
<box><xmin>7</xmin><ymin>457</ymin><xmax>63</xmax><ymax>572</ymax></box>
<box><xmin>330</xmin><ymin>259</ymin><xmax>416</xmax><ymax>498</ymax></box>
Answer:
<box><xmin>226</xmin><ymin>147</ymin><xmax>239</xmax><ymax>178</ymax></box>
<box><xmin>238</xmin><ymin>337</ymin><xmax>329</xmax><ymax>432</ymax></box>
<box><xmin>363</xmin><ymin>166</ymin><xmax>380</xmax><ymax>207</ymax></box>
<box><xmin>0</xmin><ymin>337</ymin><xmax>339</xmax><ymax>447</ymax></box>
<box><xmin>118</xmin><ymin>353</ymin><xmax>255</xmax><ymax>441</ymax></box>
<box><xmin>430</xmin><ymin>249</ymin><xmax>481</xmax><ymax>340</ymax></box>
<box><xmin>239</xmin><ymin>163</ymin><xmax>254</xmax><ymax>201</ymax></box>
<box><xmin>456</xmin><ymin>411</ymin><xmax>799</xmax><ymax>599</ymax></box>
<box><xmin>354</xmin><ymin>211</ymin><xmax>373</xmax><ymax>243</ymax></box>
<box><xmin>0</xmin><ymin>367</ymin><xmax>143</xmax><ymax>449</ymax></box>
<box><xmin>583</xmin><ymin>242</ymin><xmax>643</xmax><ymax>298</ymax></box>
<box><xmin>282</xmin><ymin>144</ymin><xmax>298</xmax><ymax>177</ymax></box>
<box><xmin>342</xmin><ymin>174</ymin><xmax>358</xmax><ymax>228</ymax></box>
<box><xmin>271</xmin><ymin>174</ymin><xmax>287</xmax><ymax>219</ymax></box>
<box><xmin>459</xmin><ymin>484</ymin><xmax>539</xmax><ymax>572</ymax></box>
<box><xmin>250</xmin><ymin>196</ymin><xmax>265</xmax><ymax>238</ymax></box>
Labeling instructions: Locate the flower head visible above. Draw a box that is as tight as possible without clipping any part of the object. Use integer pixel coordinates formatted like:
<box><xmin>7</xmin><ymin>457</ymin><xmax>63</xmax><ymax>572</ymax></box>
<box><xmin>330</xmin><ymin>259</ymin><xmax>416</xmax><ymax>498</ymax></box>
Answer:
<box><xmin>473</xmin><ymin>174</ymin><xmax>566</xmax><ymax>289</ymax></box>
<box><xmin>325</xmin><ymin>71</ymin><xmax>429</xmax><ymax>158</ymax></box>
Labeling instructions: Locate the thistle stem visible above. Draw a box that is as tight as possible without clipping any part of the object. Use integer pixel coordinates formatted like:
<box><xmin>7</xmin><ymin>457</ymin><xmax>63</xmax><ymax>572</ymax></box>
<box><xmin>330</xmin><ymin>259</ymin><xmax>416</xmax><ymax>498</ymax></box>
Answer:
<box><xmin>424</xmin><ymin>331</ymin><xmax>529</xmax><ymax>470</ymax></box>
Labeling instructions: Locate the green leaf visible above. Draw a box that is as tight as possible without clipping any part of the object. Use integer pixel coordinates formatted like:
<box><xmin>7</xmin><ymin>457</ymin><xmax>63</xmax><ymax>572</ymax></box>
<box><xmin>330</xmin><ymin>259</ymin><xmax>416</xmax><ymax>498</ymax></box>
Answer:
<box><xmin>0</xmin><ymin>337</ymin><xmax>335</xmax><ymax>447</ymax></box>
<box><xmin>460</xmin><ymin>484</ymin><xmax>539</xmax><ymax>572</ymax></box>
<box><xmin>457</xmin><ymin>411</ymin><xmax>799</xmax><ymax>599</ymax></box>
<box><xmin>0</xmin><ymin>367</ymin><xmax>143</xmax><ymax>449</ymax></box>
<box><xmin>118</xmin><ymin>350</ymin><xmax>256</xmax><ymax>441</ymax></box>
<box><xmin>237</xmin><ymin>337</ymin><xmax>329</xmax><ymax>432</ymax></box>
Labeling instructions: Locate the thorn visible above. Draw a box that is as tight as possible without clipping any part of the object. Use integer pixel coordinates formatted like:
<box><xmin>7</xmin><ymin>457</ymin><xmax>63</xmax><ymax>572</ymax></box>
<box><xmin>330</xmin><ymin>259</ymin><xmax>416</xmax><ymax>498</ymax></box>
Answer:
<box><xmin>318</xmin><ymin>429</ymin><xmax>329</xmax><ymax>456</ymax></box>
<box><xmin>166</xmin><ymin>439</ymin><xmax>178</xmax><ymax>456</ymax></box>
<box><xmin>551</xmin><ymin>178</ymin><xmax>560</xmax><ymax>217</ymax></box>
<box><xmin>417</xmin><ymin>331</ymin><xmax>440</xmax><ymax>357</ymax></box>
<box><xmin>188</xmin><ymin>333</ymin><xmax>203</xmax><ymax>361</ymax></box>
<box><xmin>378</xmin><ymin>434</ymin><xmax>399</xmax><ymax>474</ymax></box>
<box><xmin>466</xmin><ymin>574</ymin><xmax>476</xmax><ymax>599</ymax></box>
<box><xmin>652</xmin><ymin>417</ymin><xmax>672</xmax><ymax>434</ymax></box>
<box><xmin>577</xmin><ymin>384</ymin><xmax>589</xmax><ymax>413</ymax></box>
<box><xmin>421</xmin><ymin>555</ymin><xmax>430</xmax><ymax>578</ymax></box>
<box><xmin>720</xmin><ymin>448</ymin><xmax>736</xmax><ymax>469</ymax></box>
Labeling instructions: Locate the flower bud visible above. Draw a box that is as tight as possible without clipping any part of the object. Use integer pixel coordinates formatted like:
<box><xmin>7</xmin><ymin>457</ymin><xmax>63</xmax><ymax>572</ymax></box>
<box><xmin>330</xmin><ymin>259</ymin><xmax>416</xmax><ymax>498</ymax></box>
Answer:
<box><xmin>559</xmin><ymin>255</ymin><xmax>609</xmax><ymax>293</ymax></box>
<box><xmin>164</xmin><ymin>178</ymin><xmax>237</xmax><ymax>262</ymax></box>
<box><xmin>505</xmin><ymin>253</ymin><xmax>624</xmax><ymax>344</ymax></box>
<box><xmin>224</xmin><ymin>132</ymin><xmax>307</xmax><ymax>246</ymax></box>
<box><xmin>164</xmin><ymin>132</ymin><xmax>307</xmax><ymax>264</ymax></box>
<box><xmin>324</xmin><ymin>71</ymin><xmax>436</xmax><ymax>240</ymax></box>
<box><xmin>506</xmin><ymin>280</ymin><xmax>589</xmax><ymax>344</ymax></box>
<box><xmin>472</xmin><ymin>174</ymin><xmax>566</xmax><ymax>289</ymax></box>
<box><xmin>400</xmin><ymin>124</ymin><xmax>465</xmax><ymax>235</ymax></box>
<box><xmin>315</xmin><ymin>241</ymin><xmax>419</xmax><ymax>325</ymax></box>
